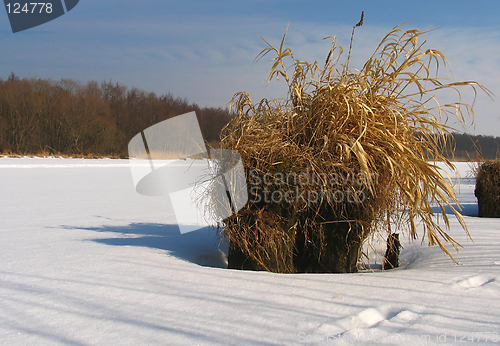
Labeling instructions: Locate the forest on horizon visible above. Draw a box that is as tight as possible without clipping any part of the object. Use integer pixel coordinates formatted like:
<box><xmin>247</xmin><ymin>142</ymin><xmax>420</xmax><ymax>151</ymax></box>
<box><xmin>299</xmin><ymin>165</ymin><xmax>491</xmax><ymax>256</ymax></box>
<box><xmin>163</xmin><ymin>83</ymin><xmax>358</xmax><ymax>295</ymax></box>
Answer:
<box><xmin>1</xmin><ymin>74</ymin><xmax>499</xmax><ymax>160</ymax></box>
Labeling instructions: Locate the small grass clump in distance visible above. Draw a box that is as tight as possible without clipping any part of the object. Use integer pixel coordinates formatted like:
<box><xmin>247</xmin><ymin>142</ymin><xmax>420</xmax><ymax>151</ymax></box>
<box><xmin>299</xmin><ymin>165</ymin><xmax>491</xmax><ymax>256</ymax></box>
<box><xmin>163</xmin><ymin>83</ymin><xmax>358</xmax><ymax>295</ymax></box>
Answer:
<box><xmin>475</xmin><ymin>160</ymin><xmax>500</xmax><ymax>218</ymax></box>
<box><xmin>210</xmin><ymin>20</ymin><xmax>491</xmax><ymax>273</ymax></box>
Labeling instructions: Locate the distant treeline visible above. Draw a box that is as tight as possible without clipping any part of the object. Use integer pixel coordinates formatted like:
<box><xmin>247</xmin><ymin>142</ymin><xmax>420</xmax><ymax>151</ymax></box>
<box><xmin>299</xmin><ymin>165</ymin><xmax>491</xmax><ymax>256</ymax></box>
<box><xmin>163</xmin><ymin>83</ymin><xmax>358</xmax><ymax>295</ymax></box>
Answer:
<box><xmin>1</xmin><ymin>74</ymin><xmax>499</xmax><ymax>160</ymax></box>
<box><xmin>0</xmin><ymin>74</ymin><xmax>232</xmax><ymax>157</ymax></box>
<box><xmin>447</xmin><ymin>132</ymin><xmax>500</xmax><ymax>160</ymax></box>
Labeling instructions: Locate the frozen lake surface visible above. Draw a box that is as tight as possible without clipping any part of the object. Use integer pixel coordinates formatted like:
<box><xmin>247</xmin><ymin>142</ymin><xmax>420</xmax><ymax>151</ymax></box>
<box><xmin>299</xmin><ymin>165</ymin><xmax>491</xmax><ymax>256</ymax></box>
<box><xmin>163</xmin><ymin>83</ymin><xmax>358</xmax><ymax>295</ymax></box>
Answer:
<box><xmin>1</xmin><ymin>157</ymin><xmax>499</xmax><ymax>345</ymax></box>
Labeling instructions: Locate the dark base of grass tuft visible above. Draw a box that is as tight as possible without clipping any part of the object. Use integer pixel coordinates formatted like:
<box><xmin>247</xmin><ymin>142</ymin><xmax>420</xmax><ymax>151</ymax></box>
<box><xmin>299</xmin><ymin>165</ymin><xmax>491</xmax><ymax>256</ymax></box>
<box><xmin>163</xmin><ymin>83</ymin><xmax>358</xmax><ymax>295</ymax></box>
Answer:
<box><xmin>475</xmin><ymin>160</ymin><xmax>500</xmax><ymax>218</ymax></box>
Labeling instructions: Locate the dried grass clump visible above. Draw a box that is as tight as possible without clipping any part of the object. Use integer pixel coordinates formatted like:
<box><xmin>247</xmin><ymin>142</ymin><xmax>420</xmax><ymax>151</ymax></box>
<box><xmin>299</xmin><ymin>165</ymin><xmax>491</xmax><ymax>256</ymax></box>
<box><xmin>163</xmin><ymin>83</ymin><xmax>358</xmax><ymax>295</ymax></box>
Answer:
<box><xmin>475</xmin><ymin>160</ymin><xmax>500</xmax><ymax>217</ymax></box>
<box><xmin>214</xmin><ymin>23</ymin><xmax>490</xmax><ymax>273</ymax></box>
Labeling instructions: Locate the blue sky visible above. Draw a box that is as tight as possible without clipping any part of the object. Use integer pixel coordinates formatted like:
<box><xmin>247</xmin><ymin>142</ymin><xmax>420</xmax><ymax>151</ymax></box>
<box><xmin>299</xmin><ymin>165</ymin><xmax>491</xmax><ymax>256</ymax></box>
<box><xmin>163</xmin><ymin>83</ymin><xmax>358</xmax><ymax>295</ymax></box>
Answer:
<box><xmin>1</xmin><ymin>0</ymin><xmax>500</xmax><ymax>136</ymax></box>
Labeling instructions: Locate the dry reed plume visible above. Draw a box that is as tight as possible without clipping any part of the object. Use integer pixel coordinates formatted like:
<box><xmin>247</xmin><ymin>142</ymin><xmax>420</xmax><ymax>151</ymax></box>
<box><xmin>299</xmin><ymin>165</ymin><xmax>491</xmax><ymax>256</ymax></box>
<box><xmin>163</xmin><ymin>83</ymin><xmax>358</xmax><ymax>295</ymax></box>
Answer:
<box><xmin>211</xmin><ymin>21</ymin><xmax>491</xmax><ymax>272</ymax></box>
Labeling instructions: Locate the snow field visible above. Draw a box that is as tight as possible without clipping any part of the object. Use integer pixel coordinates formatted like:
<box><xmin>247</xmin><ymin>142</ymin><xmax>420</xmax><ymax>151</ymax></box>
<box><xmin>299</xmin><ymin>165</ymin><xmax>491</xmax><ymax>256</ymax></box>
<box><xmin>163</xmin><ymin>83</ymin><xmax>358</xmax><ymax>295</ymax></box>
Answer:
<box><xmin>0</xmin><ymin>158</ymin><xmax>499</xmax><ymax>345</ymax></box>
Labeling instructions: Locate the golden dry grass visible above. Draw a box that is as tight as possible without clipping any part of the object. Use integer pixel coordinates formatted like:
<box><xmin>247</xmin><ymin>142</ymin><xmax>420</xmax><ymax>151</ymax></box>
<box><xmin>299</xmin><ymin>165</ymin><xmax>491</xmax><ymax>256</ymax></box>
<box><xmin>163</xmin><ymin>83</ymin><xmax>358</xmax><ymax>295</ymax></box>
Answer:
<box><xmin>210</xmin><ymin>22</ymin><xmax>492</xmax><ymax>272</ymax></box>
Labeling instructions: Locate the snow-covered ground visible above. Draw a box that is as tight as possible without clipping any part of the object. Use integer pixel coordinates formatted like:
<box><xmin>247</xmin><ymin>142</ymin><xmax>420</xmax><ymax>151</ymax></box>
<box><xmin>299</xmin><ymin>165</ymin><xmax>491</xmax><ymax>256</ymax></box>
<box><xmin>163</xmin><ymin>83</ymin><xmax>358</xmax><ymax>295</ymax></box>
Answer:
<box><xmin>1</xmin><ymin>157</ymin><xmax>499</xmax><ymax>345</ymax></box>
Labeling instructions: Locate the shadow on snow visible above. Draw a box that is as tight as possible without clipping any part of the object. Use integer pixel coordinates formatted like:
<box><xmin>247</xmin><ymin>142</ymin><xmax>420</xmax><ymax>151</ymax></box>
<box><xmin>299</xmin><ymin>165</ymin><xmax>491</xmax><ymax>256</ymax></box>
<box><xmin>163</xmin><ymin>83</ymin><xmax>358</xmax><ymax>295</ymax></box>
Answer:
<box><xmin>65</xmin><ymin>223</ymin><xmax>228</xmax><ymax>269</ymax></box>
